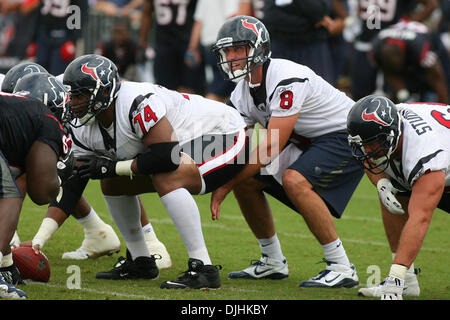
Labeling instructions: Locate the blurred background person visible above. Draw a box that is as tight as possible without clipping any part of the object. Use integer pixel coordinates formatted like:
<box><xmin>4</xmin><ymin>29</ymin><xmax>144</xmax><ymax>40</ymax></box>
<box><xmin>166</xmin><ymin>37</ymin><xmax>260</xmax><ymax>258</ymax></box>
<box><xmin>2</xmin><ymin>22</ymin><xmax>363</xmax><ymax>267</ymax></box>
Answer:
<box><xmin>350</xmin><ymin>0</ymin><xmax>438</xmax><ymax>101</ymax></box>
<box><xmin>237</xmin><ymin>0</ymin><xmax>264</xmax><ymax>20</ymax></box>
<box><xmin>0</xmin><ymin>0</ymin><xmax>39</xmax><ymax>74</ymax></box>
<box><xmin>96</xmin><ymin>22</ymin><xmax>139</xmax><ymax>80</ymax></box>
<box><xmin>26</xmin><ymin>0</ymin><xmax>89</xmax><ymax>76</ymax></box>
<box><xmin>139</xmin><ymin>0</ymin><xmax>205</xmax><ymax>94</ymax></box>
<box><xmin>184</xmin><ymin>0</ymin><xmax>239</xmax><ymax>102</ymax></box>
<box><xmin>371</xmin><ymin>20</ymin><xmax>450</xmax><ymax>104</ymax></box>
<box><xmin>94</xmin><ymin>0</ymin><xmax>143</xmax><ymax>27</ymax></box>
<box><xmin>262</xmin><ymin>0</ymin><xmax>336</xmax><ymax>85</ymax></box>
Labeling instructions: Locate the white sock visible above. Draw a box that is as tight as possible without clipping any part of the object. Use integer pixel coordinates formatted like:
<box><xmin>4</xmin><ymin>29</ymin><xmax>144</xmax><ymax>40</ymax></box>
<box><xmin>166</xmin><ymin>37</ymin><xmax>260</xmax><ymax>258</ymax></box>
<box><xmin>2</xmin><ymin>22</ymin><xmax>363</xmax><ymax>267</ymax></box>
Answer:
<box><xmin>0</xmin><ymin>252</ymin><xmax>12</xmax><ymax>267</ymax></box>
<box><xmin>104</xmin><ymin>195</ymin><xmax>150</xmax><ymax>260</ymax></box>
<box><xmin>160</xmin><ymin>188</ymin><xmax>211</xmax><ymax>265</ymax></box>
<box><xmin>142</xmin><ymin>222</ymin><xmax>159</xmax><ymax>242</ymax></box>
<box><xmin>142</xmin><ymin>222</ymin><xmax>153</xmax><ymax>234</ymax></box>
<box><xmin>77</xmin><ymin>207</ymin><xmax>105</xmax><ymax>231</ymax></box>
<box><xmin>0</xmin><ymin>252</ymin><xmax>2</xmax><ymax>267</ymax></box>
<box><xmin>322</xmin><ymin>238</ymin><xmax>351</xmax><ymax>267</ymax></box>
<box><xmin>258</xmin><ymin>233</ymin><xmax>285</xmax><ymax>261</ymax></box>
<box><xmin>392</xmin><ymin>252</ymin><xmax>415</xmax><ymax>274</ymax></box>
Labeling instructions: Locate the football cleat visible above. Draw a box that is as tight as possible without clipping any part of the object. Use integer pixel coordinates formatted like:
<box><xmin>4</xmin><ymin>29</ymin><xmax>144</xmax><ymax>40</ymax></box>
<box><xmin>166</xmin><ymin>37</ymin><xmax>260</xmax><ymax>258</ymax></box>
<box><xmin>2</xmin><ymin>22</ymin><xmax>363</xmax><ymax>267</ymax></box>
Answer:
<box><xmin>144</xmin><ymin>229</ymin><xmax>172</xmax><ymax>270</ymax></box>
<box><xmin>358</xmin><ymin>268</ymin><xmax>420</xmax><ymax>297</ymax></box>
<box><xmin>380</xmin><ymin>276</ymin><xmax>405</xmax><ymax>300</ymax></box>
<box><xmin>96</xmin><ymin>250</ymin><xmax>159</xmax><ymax>280</ymax></box>
<box><xmin>228</xmin><ymin>254</ymin><xmax>289</xmax><ymax>280</ymax></box>
<box><xmin>160</xmin><ymin>258</ymin><xmax>222</xmax><ymax>289</ymax></box>
<box><xmin>62</xmin><ymin>224</ymin><xmax>121</xmax><ymax>260</ymax></box>
<box><xmin>0</xmin><ymin>264</ymin><xmax>25</xmax><ymax>286</ymax></box>
<box><xmin>0</xmin><ymin>274</ymin><xmax>27</xmax><ymax>299</ymax></box>
<box><xmin>299</xmin><ymin>259</ymin><xmax>359</xmax><ymax>288</ymax></box>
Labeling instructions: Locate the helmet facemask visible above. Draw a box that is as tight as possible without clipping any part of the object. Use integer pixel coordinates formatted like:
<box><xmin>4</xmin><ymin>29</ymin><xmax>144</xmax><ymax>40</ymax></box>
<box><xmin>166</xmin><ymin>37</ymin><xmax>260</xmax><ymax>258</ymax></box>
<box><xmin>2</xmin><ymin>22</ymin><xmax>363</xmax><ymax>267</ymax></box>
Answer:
<box><xmin>212</xmin><ymin>16</ymin><xmax>271</xmax><ymax>85</ymax></box>
<box><xmin>63</xmin><ymin>54</ymin><xmax>120</xmax><ymax>128</ymax></box>
<box><xmin>347</xmin><ymin>95</ymin><xmax>403</xmax><ymax>174</ymax></box>
<box><xmin>68</xmin><ymin>76</ymin><xmax>118</xmax><ymax>128</ymax></box>
<box><xmin>215</xmin><ymin>42</ymin><xmax>269</xmax><ymax>86</ymax></box>
<box><xmin>348</xmin><ymin>123</ymin><xmax>402</xmax><ymax>174</ymax></box>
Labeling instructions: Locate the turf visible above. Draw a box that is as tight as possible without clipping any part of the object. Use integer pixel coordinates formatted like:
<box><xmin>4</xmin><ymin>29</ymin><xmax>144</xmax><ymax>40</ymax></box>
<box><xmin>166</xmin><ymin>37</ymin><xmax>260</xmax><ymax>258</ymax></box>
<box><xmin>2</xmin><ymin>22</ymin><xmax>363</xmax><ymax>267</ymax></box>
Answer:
<box><xmin>13</xmin><ymin>175</ymin><xmax>450</xmax><ymax>301</ymax></box>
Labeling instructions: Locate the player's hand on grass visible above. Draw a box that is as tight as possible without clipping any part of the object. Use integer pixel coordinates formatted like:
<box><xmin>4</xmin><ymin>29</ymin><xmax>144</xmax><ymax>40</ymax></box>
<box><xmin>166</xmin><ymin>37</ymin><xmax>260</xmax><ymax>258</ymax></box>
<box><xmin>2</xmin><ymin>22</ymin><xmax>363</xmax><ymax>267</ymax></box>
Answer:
<box><xmin>210</xmin><ymin>184</ymin><xmax>232</xmax><ymax>220</ymax></box>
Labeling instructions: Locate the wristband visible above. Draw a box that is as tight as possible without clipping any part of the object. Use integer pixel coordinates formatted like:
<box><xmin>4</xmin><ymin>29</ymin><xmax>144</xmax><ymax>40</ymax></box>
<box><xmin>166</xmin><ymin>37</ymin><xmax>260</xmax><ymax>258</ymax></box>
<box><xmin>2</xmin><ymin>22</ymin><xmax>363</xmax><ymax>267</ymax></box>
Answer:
<box><xmin>32</xmin><ymin>218</ymin><xmax>59</xmax><ymax>249</ymax></box>
<box><xmin>115</xmin><ymin>160</ymin><xmax>134</xmax><ymax>177</ymax></box>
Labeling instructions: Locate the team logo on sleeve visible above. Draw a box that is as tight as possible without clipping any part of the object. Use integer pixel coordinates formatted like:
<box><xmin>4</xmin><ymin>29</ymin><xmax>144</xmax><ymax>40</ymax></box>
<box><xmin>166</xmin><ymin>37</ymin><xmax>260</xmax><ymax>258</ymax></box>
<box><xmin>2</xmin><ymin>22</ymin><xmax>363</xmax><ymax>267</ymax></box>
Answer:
<box><xmin>361</xmin><ymin>97</ymin><xmax>394</xmax><ymax>126</ymax></box>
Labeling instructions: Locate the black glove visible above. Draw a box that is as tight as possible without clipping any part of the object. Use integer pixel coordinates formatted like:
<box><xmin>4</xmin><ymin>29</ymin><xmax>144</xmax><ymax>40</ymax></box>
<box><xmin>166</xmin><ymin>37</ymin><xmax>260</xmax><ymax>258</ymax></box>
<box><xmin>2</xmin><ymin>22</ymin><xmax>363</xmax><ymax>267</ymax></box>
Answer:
<box><xmin>57</xmin><ymin>150</ymin><xmax>76</xmax><ymax>183</ymax></box>
<box><xmin>76</xmin><ymin>156</ymin><xmax>118</xmax><ymax>180</ymax></box>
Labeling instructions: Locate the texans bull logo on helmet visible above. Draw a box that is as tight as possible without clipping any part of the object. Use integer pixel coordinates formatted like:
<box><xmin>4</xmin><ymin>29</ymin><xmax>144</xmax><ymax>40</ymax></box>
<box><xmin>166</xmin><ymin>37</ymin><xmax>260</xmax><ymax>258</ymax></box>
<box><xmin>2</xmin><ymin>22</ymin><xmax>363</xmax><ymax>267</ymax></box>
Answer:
<box><xmin>361</xmin><ymin>97</ymin><xmax>395</xmax><ymax>127</ymax></box>
<box><xmin>80</xmin><ymin>58</ymin><xmax>113</xmax><ymax>86</ymax></box>
<box><xmin>47</xmin><ymin>76</ymin><xmax>69</xmax><ymax>110</ymax></box>
<box><xmin>241</xmin><ymin>18</ymin><xmax>269</xmax><ymax>44</ymax></box>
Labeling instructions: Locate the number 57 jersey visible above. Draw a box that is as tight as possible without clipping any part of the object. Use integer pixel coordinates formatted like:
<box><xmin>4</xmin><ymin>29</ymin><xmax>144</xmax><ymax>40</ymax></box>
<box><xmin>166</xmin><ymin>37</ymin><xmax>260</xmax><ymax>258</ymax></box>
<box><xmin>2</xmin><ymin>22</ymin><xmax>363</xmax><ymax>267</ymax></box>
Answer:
<box><xmin>388</xmin><ymin>103</ymin><xmax>450</xmax><ymax>190</ymax></box>
<box><xmin>70</xmin><ymin>81</ymin><xmax>246</xmax><ymax>160</ymax></box>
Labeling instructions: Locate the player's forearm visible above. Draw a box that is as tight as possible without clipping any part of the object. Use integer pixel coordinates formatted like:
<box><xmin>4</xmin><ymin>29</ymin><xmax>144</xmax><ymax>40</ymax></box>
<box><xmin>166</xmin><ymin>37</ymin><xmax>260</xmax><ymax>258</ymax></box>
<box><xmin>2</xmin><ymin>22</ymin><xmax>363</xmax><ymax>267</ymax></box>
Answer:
<box><xmin>226</xmin><ymin>135</ymin><xmax>281</xmax><ymax>190</ymax></box>
<box><xmin>392</xmin><ymin>210</ymin><xmax>432</xmax><ymax>268</ymax></box>
<box><xmin>187</xmin><ymin>20</ymin><xmax>202</xmax><ymax>51</ymax></box>
<box><xmin>426</xmin><ymin>63</ymin><xmax>449</xmax><ymax>104</ymax></box>
<box><xmin>139</xmin><ymin>1</ymin><xmax>153</xmax><ymax>47</ymax></box>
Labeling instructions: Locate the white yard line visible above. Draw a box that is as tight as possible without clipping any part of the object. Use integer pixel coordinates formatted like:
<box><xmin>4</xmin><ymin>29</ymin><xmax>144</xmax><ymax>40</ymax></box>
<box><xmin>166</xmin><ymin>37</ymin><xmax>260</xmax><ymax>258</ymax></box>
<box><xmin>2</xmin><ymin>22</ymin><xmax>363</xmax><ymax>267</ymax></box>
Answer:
<box><xmin>27</xmin><ymin>281</ymin><xmax>158</xmax><ymax>300</ymax></box>
<box><xmin>23</xmin><ymin>208</ymin><xmax>449</xmax><ymax>253</ymax></box>
<box><xmin>26</xmin><ymin>280</ymin><xmax>259</xmax><ymax>299</ymax></box>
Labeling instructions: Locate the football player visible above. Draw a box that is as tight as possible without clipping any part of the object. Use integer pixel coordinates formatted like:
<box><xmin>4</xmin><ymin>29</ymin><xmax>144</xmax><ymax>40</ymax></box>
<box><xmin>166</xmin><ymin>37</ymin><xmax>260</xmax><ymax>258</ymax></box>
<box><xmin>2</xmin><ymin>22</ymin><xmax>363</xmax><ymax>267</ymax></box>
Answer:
<box><xmin>350</xmin><ymin>0</ymin><xmax>438</xmax><ymax>101</ymax></box>
<box><xmin>59</xmin><ymin>54</ymin><xmax>249</xmax><ymax>289</ymax></box>
<box><xmin>0</xmin><ymin>73</ymin><xmax>72</xmax><ymax>299</ymax></box>
<box><xmin>210</xmin><ymin>16</ymin><xmax>364</xmax><ymax>288</ymax></box>
<box><xmin>0</xmin><ymin>62</ymin><xmax>48</xmax><ymax>249</ymax></box>
<box><xmin>2</xmin><ymin>63</ymin><xmax>172</xmax><ymax>268</ymax></box>
<box><xmin>371</xmin><ymin>21</ymin><xmax>450</xmax><ymax>104</ymax></box>
<box><xmin>347</xmin><ymin>95</ymin><xmax>450</xmax><ymax>300</ymax></box>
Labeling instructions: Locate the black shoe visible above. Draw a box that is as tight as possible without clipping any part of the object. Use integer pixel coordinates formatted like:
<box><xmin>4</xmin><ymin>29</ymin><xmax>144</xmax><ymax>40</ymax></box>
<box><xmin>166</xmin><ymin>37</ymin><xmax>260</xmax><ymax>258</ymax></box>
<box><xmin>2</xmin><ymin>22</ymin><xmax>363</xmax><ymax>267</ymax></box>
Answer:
<box><xmin>160</xmin><ymin>258</ymin><xmax>222</xmax><ymax>289</ymax></box>
<box><xmin>0</xmin><ymin>264</ymin><xmax>25</xmax><ymax>285</ymax></box>
<box><xmin>96</xmin><ymin>249</ymin><xmax>159</xmax><ymax>280</ymax></box>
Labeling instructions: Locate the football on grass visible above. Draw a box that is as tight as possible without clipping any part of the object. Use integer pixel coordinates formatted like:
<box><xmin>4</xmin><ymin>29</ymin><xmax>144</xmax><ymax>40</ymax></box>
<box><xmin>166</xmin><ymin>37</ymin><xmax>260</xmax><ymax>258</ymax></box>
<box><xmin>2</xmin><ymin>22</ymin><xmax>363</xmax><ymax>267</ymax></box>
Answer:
<box><xmin>12</xmin><ymin>246</ymin><xmax>50</xmax><ymax>282</ymax></box>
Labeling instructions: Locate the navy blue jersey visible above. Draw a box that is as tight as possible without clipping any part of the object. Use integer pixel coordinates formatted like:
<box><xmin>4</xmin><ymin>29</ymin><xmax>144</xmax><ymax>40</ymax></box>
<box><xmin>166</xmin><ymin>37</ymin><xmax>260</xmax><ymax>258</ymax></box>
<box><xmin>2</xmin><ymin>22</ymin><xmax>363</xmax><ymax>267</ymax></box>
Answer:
<box><xmin>357</xmin><ymin>0</ymin><xmax>415</xmax><ymax>43</ymax></box>
<box><xmin>0</xmin><ymin>93</ymin><xmax>69</xmax><ymax>170</ymax></box>
<box><xmin>151</xmin><ymin>0</ymin><xmax>197</xmax><ymax>46</ymax></box>
<box><xmin>38</xmin><ymin>0</ymin><xmax>88</xmax><ymax>41</ymax></box>
<box><xmin>372</xmin><ymin>23</ymin><xmax>439</xmax><ymax>70</ymax></box>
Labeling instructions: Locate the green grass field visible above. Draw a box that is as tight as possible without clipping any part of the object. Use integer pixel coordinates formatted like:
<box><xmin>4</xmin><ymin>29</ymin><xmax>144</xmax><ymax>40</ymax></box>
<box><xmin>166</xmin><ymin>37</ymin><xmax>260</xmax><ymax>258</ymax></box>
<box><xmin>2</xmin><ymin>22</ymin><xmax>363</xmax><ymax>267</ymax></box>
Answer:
<box><xmin>14</xmin><ymin>175</ymin><xmax>450</xmax><ymax>301</ymax></box>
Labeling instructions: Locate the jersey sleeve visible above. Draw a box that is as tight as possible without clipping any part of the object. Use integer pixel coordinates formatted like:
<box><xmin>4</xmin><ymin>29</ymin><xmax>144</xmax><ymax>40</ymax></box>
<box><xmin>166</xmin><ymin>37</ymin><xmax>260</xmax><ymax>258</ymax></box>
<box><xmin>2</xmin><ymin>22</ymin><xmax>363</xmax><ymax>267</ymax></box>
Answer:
<box><xmin>129</xmin><ymin>93</ymin><xmax>167</xmax><ymax>139</ymax></box>
<box><xmin>270</xmin><ymin>79</ymin><xmax>308</xmax><ymax>117</ymax></box>
<box><xmin>36</xmin><ymin>114</ymin><xmax>69</xmax><ymax>158</ymax></box>
<box><xmin>407</xmin><ymin>149</ymin><xmax>449</xmax><ymax>185</ymax></box>
<box><xmin>409</xmin><ymin>35</ymin><xmax>437</xmax><ymax>68</ymax></box>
